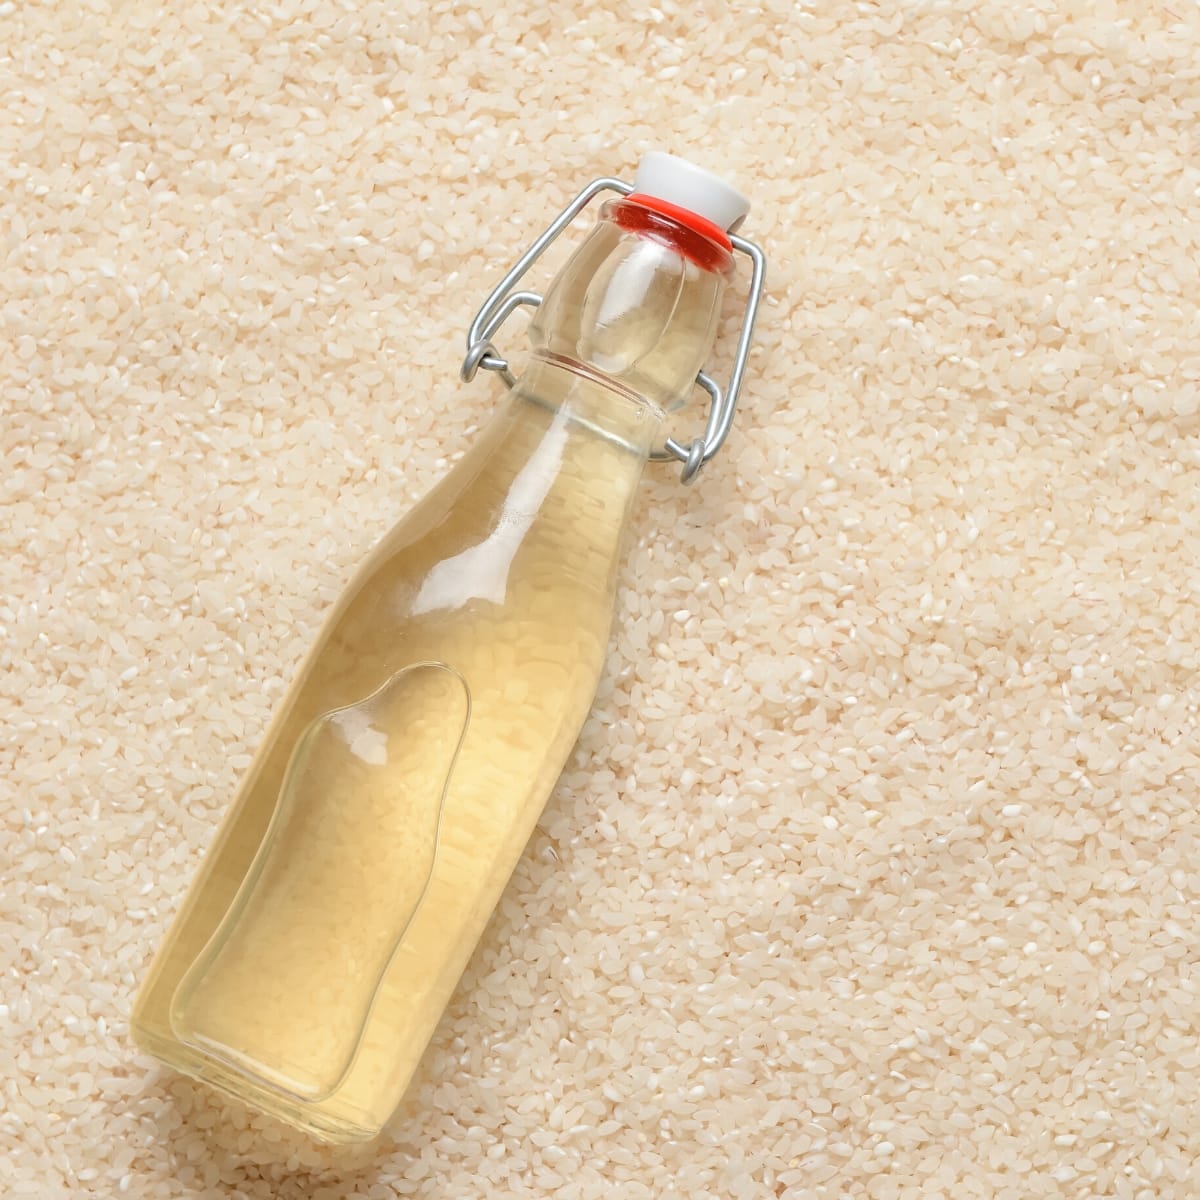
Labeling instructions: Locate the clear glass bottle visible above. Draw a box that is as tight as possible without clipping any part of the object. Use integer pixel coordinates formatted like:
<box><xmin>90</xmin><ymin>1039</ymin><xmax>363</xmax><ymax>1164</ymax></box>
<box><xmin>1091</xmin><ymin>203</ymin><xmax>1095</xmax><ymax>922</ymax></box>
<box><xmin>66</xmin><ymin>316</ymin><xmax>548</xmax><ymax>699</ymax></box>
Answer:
<box><xmin>131</xmin><ymin>154</ymin><xmax>763</xmax><ymax>1142</ymax></box>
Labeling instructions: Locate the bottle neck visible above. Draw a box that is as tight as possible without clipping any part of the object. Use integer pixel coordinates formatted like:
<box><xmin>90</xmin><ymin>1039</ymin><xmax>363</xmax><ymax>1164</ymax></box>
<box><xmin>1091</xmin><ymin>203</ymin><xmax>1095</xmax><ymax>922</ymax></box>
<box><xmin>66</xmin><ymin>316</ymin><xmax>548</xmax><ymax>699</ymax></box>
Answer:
<box><xmin>528</xmin><ymin>202</ymin><xmax>731</xmax><ymax>416</ymax></box>
<box><xmin>511</xmin><ymin>353</ymin><xmax>667</xmax><ymax>462</ymax></box>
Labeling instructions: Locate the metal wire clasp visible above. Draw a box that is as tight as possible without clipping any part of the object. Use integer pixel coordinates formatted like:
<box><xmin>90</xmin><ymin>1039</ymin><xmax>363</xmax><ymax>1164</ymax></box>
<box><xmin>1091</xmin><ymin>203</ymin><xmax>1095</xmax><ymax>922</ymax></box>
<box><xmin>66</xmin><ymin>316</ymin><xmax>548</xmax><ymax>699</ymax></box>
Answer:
<box><xmin>461</xmin><ymin>175</ymin><xmax>766</xmax><ymax>484</ymax></box>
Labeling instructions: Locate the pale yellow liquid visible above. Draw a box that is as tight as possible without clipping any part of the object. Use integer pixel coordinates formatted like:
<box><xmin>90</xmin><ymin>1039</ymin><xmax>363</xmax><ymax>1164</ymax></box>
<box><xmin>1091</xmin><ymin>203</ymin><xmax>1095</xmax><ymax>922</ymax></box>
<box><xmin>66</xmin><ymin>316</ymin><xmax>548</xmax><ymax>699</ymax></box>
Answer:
<box><xmin>132</xmin><ymin>360</ymin><xmax>661</xmax><ymax>1140</ymax></box>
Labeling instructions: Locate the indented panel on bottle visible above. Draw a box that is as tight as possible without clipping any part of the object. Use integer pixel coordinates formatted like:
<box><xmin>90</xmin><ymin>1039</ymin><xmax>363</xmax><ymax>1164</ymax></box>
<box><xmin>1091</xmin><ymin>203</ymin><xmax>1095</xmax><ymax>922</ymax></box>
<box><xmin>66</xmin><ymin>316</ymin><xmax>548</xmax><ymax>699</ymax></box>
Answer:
<box><xmin>169</xmin><ymin>663</ymin><xmax>470</xmax><ymax>1101</ymax></box>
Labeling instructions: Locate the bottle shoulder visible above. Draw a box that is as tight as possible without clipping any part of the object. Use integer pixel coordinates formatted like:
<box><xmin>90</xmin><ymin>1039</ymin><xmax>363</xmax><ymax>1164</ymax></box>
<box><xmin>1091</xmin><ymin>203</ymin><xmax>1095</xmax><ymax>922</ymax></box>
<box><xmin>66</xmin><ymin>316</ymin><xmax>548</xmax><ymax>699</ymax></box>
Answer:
<box><xmin>333</xmin><ymin>392</ymin><xmax>646</xmax><ymax>635</ymax></box>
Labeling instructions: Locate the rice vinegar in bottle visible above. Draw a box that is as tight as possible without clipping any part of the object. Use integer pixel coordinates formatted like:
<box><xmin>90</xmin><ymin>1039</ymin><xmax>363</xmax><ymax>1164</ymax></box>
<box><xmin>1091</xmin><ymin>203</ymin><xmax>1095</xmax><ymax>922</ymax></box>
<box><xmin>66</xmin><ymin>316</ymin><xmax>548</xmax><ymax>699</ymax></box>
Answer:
<box><xmin>131</xmin><ymin>153</ymin><xmax>765</xmax><ymax>1142</ymax></box>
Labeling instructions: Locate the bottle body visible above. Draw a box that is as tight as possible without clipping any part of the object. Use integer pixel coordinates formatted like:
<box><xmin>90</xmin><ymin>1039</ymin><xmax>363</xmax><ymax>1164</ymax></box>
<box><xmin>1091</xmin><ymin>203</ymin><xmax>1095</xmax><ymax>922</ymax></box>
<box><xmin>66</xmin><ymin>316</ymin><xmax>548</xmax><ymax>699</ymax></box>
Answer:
<box><xmin>132</xmin><ymin>194</ymin><xmax>735</xmax><ymax>1141</ymax></box>
<box><xmin>133</xmin><ymin>360</ymin><xmax>661</xmax><ymax>1138</ymax></box>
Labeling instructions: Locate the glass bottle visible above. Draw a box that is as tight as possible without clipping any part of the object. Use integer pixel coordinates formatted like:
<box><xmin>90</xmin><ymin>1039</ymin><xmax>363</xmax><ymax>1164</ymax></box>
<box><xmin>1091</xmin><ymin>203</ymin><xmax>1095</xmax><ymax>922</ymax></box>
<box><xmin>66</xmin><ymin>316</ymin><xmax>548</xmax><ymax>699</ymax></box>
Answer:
<box><xmin>131</xmin><ymin>153</ymin><xmax>765</xmax><ymax>1142</ymax></box>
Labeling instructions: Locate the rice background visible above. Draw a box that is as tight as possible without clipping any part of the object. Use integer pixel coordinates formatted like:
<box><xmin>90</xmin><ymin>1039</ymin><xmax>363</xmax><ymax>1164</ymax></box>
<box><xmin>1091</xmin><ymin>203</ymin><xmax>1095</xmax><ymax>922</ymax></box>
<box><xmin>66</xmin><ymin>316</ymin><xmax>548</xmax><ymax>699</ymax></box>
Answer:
<box><xmin>4</xmin><ymin>0</ymin><xmax>1200</xmax><ymax>1196</ymax></box>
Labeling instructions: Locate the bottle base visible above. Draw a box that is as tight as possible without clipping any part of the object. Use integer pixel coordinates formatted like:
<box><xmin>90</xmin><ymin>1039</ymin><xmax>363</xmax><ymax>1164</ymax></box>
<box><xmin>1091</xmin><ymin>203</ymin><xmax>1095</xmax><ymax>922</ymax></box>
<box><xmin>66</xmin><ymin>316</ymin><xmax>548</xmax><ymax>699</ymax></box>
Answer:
<box><xmin>132</xmin><ymin>1023</ymin><xmax>382</xmax><ymax>1145</ymax></box>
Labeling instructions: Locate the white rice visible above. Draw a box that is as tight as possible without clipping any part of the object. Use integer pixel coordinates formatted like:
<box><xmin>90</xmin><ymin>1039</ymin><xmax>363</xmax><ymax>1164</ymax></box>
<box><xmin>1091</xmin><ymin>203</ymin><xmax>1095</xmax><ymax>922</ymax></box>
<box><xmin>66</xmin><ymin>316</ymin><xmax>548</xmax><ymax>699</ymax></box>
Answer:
<box><xmin>4</xmin><ymin>0</ymin><xmax>1200</xmax><ymax>1195</ymax></box>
